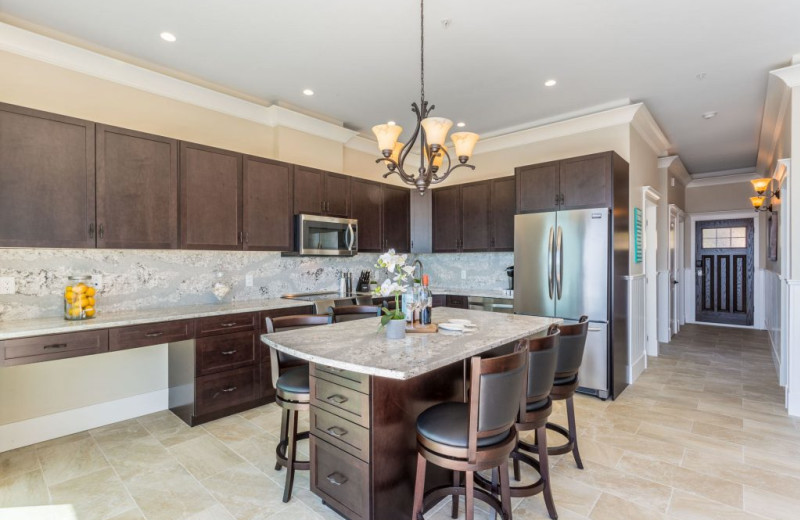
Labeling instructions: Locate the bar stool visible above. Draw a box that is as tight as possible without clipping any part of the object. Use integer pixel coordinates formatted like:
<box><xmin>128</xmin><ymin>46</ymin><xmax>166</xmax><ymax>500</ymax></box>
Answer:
<box><xmin>523</xmin><ymin>316</ymin><xmax>588</xmax><ymax>470</ymax></box>
<box><xmin>265</xmin><ymin>314</ymin><xmax>331</xmax><ymax>502</ymax></box>
<box><xmin>329</xmin><ymin>304</ymin><xmax>382</xmax><ymax>323</ymax></box>
<box><xmin>412</xmin><ymin>348</ymin><xmax>527</xmax><ymax>520</ymax></box>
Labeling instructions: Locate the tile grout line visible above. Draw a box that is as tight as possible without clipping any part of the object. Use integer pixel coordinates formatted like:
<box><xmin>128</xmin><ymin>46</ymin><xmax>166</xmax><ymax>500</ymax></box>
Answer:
<box><xmin>87</xmin><ymin>426</ymin><xmax>146</xmax><ymax>520</ymax></box>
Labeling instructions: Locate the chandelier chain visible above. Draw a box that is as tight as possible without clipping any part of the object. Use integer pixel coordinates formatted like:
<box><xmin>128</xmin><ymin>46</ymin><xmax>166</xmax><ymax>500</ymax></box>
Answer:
<box><xmin>420</xmin><ymin>0</ymin><xmax>424</xmax><ymax>104</ymax></box>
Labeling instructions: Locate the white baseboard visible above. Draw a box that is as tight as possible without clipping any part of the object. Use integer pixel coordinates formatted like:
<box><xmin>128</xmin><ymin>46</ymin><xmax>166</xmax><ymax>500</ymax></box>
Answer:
<box><xmin>629</xmin><ymin>351</ymin><xmax>646</xmax><ymax>384</ymax></box>
<box><xmin>0</xmin><ymin>389</ymin><xmax>168</xmax><ymax>453</ymax></box>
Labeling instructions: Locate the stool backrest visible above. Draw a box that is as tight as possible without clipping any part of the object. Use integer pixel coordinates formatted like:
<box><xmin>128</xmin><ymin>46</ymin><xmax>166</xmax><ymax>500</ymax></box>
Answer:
<box><xmin>468</xmin><ymin>346</ymin><xmax>527</xmax><ymax>462</ymax></box>
<box><xmin>265</xmin><ymin>314</ymin><xmax>331</xmax><ymax>386</ymax></box>
<box><xmin>554</xmin><ymin>316</ymin><xmax>589</xmax><ymax>380</ymax></box>
<box><xmin>519</xmin><ymin>325</ymin><xmax>560</xmax><ymax>415</ymax></box>
<box><xmin>329</xmin><ymin>305</ymin><xmax>382</xmax><ymax>323</ymax></box>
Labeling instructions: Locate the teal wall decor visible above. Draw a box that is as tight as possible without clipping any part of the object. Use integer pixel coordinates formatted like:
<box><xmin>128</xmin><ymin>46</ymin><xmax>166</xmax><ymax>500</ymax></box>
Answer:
<box><xmin>633</xmin><ymin>207</ymin><xmax>643</xmax><ymax>263</ymax></box>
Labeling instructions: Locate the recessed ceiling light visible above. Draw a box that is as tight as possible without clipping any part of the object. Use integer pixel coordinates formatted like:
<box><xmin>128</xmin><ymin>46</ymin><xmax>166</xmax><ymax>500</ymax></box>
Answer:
<box><xmin>696</xmin><ymin>72</ymin><xmax>707</xmax><ymax>80</ymax></box>
<box><xmin>302</xmin><ymin>89</ymin><xmax>314</xmax><ymax>96</ymax></box>
<box><xmin>702</xmin><ymin>111</ymin><xmax>718</xmax><ymax>120</ymax></box>
<box><xmin>456</xmin><ymin>122</ymin><xmax>466</xmax><ymax>128</ymax></box>
<box><xmin>387</xmin><ymin>121</ymin><xmax>396</xmax><ymax>126</ymax></box>
<box><xmin>544</xmin><ymin>79</ymin><xmax>557</xmax><ymax>87</ymax></box>
<box><xmin>160</xmin><ymin>32</ymin><xmax>177</xmax><ymax>42</ymax></box>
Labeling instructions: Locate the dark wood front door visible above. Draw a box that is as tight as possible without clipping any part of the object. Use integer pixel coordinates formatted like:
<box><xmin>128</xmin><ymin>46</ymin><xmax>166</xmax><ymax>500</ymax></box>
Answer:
<box><xmin>695</xmin><ymin>219</ymin><xmax>754</xmax><ymax>326</ymax></box>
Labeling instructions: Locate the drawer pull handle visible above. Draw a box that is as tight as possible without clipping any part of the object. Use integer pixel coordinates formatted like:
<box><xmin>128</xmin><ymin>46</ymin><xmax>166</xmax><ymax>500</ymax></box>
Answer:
<box><xmin>145</xmin><ymin>331</ymin><xmax>164</xmax><ymax>338</ymax></box>
<box><xmin>326</xmin><ymin>426</ymin><xmax>348</xmax><ymax>438</ymax></box>
<box><xmin>326</xmin><ymin>394</ymin><xmax>348</xmax><ymax>405</ymax></box>
<box><xmin>222</xmin><ymin>386</ymin><xmax>238</xmax><ymax>393</ymax></box>
<box><xmin>221</xmin><ymin>349</ymin><xmax>238</xmax><ymax>356</ymax></box>
<box><xmin>43</xmin><ymin>343</ymin><xmax>68</xmax><ymax>350</ymax></box>
<box><xmin>326</xmin><ymin>472</ymin><xmax>348</xmax><ymax>486</ymax></box>
<box><xmin>220</xmin><ymin>322</ymin><xmax>238</xmax><ymax>328</ymax></box>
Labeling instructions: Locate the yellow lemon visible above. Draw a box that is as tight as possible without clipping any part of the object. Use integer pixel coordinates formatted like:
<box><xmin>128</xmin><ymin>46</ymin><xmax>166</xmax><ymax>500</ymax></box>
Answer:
<box><xmin>74</xmin><ymin>284</ymin><xmax>87</xmax><ymax>294</ymax></box>
<box><xmin>86</xmin><ymin>287</ymin><xmax>96</xmax><ymax>297</ymax></box>
<box><xmin>84</xmin><ymin>307</ymin><xmax>95</xmax><ymax>318</ymax></box>
<box><xmin>69</xmin><ymin>307</ymin><xmax>82</xmax><ymax>318</ymax></box>
<box><xmin>88</xmin><ymin>297</ymin><xmax>95</xmax><ymax>306</ymax></box>
<box><xmin>64</xmin><ymin>286</ymin><xmax>73</xmax><ymax>295</ymax></box>
<box><xmin>65</xmin><ymin>291</ymin><xmax>74</xmax><ymax>302</ymax></box>
<box><xmin>79</xmin><ymin>297</ymin><xmax>89</xmax><ymax>308</ymax></box>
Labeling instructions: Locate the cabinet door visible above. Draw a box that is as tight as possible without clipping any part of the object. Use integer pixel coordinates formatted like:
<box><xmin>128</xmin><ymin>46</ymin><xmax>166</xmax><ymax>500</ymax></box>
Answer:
<box><xmin>350</xmin><ymin>178</ymin><xmax>383</xmax><ymax>252</ymax></box>
<box><xmin>559</xmin><ymin>153</ymin><xmax>612</xmax><ymax>210</ymax></box>
<box><xmin>460</xmin><ymin>181</ymin><xmax>491</xmax><ymax>252</ymax></box>
<box><xmin>432</xmin><ymin>185</ymin><xmax>461</xmax><ymax>252</ymax></box>
<box><xmin>0</xmin><ymin>103</ymin><xmax>95</xmax><ymax>248</ymax></box>
<box><xmin>491</xmin><ymin>177</ymin><xmax>515</xmax><ymax>251</ymax></box>
<box><xmin>516</xmin><ymin>162</ymin><xmax>559</xmax><ymax>213</ymax></box>
<box><xmin>382</xmin><ymin>185</ymin><xmax>410</xmax><ymax>252</ymax></box>
<box><xmin>180</xmin><ymin>142</ymin><xmax>242</xmax><ymax>250</ymax></box>
<box><xmin>96</xmin><ymin>125</ymin><xmax>178</xmax><ymax>249</ymax></box>
<box><xmin>293</xmin><ymin>166</ymin><xmax>324</xmax><ymax>215</ymax></box>
<box><xmin>324</xmin><ymin>172</ymin><xmax>351</xmax><ymax>217</ymax></box>
<box><xmin>243</xmin><ymin>156</ymin><xmax>293</xmax><ymax>251</ymax></box>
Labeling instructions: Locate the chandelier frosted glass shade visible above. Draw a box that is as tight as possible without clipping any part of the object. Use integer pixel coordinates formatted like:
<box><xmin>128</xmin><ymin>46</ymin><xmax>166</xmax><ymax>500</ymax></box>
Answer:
<box><xmin>420</xmin><ymin>117</ymin><xmax>453</xmax><ymax>148</ymax></box>
<box><xmin>750</xmin><ymin>178</ymin><xmax>771</xmax><ymax>194</ymax></box>
<box><xmin>372</xmin><ymin>124</ymin><xmax>404</xmax><ymax>155</ymax></box>
<box><xmin>451</xmin><ymin>132</ymin><xmax>480</xmax><ymax>162</ymax></box>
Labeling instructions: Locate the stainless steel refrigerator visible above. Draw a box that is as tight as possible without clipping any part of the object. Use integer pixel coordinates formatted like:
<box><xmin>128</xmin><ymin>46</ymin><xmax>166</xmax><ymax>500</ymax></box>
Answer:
<box><xmin>514</xmin><ymin>208</ymin><xmax>628</xmax><ymax>399</ymax></box>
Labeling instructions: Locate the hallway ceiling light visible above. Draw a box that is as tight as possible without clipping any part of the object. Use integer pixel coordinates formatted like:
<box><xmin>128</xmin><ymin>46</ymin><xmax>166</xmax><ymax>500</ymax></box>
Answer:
<box><xmin>371</xmin><ymin>0</ymin><xmax>478</xmax><ymax>194</ymax></box>
<box><xmin>302</xmin><ymin>89</ymin><xmax>314</xmax><ymax>96</ymax></box>
<box><xmin>544</xmin><ymin>79</ymin><xmax>557</xmax><ymax>87</ymax></box>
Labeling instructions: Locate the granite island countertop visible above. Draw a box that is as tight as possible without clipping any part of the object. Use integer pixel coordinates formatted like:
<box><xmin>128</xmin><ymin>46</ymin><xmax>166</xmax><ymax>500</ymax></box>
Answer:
<box><xmin>261</xmin><ymin>307</ymin><xmax>557</xmax><ymax>380</ymax></box>
<box><xmin>0</xmin><ymin>298</ymin><xmax>313</xmax><ymax>340</ymax></box>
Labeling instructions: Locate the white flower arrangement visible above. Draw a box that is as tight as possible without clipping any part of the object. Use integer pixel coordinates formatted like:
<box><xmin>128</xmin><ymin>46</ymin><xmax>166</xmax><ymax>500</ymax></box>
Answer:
<box><xmin>373</xmin><ymin>249</ymin><xmax>415</xmax><ymax>326</ymax></box>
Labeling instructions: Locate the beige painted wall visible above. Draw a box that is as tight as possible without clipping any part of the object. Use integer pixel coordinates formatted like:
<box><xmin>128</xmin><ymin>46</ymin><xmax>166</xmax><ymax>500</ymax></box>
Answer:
<box><xmin>628</xmin><ymin>129</ymin><xmax>660</xmax><ymax>276</ymax></box>
<box><xmin>685</xmin><ymin>181</ymin><xmax>754</xmax><ymax>213</ymax></box>
<box><xmin>656</xmin><ymin>166</ymin><xmax>687</xmax><ymax>271</ymax></box>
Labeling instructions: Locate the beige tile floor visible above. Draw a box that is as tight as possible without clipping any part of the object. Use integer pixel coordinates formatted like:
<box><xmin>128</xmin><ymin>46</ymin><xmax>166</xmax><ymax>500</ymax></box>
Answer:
<box><xmin>1</xmin><ymin>323</ymin><xmax>799</xmax><ymax>520</ymax></box>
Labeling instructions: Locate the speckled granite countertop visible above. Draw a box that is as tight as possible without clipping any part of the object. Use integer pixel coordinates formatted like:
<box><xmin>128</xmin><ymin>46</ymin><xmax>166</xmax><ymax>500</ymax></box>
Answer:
<box><xmin>0</xmin><ymin>299</ymin><xmax>312</xmax><ymax>340</ymax></box>
<box><xmin>262</xmin><ymin>307</ymin><xmax>556</xmax><ymax>380</ymax></box>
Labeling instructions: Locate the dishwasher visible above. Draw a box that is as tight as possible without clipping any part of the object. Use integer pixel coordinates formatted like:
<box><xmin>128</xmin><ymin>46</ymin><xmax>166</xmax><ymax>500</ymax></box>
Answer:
<box><xmin>467</xmin><ymin>296</ymin><xmax>514</xmax><ymax>313</ymax></box>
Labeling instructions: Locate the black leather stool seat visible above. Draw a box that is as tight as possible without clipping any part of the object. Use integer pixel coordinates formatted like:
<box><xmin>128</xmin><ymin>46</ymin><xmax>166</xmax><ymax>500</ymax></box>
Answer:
<box><xmin>526</xmin><ymin>398</ymin><xmax>550</xmax><ymax>412</ymax></box>
<box><xmin>276</xmin><ymin>366</ymin><xmax>309</xmax><ymax>395</ymax></box>
<box><xmin>417</xmin><ymin>402</ymin><xmax>510</xmax><ymax>449</ymax></box>
<box><xmin>553</xmin><ymin>375</ymin><xmax>577</xmax><ymax>386</ymax></box>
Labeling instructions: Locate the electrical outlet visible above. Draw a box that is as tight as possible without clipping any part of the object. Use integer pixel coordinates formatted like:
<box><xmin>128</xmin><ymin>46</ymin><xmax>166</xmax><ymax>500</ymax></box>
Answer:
<box><xmin>245</xmin><ymin>273</ymin><xmax>254</xmax><ymax>287</ymax></box>
<box><xmin>92</xmin><ymin>275</ymin><xmax>103</xmax><ymax>291</ymax></box>
<box><xmin>461</xmin><ymin>270</ymin><xmax>467</xmax><ymax>280</ymax></box>
<box><xmin>0</xmin><ymin>277</ymin><xmax>16</xmax><ymax>295</ymax></box>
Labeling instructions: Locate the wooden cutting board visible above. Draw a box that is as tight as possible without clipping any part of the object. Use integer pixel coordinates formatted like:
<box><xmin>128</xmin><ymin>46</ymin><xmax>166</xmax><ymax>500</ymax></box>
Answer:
<box><xmin>406</xmin><ymin>323</ymin><xmax>438</xmax><ymax>333</ymax></box>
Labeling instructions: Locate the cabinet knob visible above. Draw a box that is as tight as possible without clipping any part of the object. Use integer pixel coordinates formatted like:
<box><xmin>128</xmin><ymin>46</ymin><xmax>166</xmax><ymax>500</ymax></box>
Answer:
<box><xmin>98</xmin><ymin>224</ymin><xmax>104</xmax><ymax>239</ymax></box>
<box><xmin>326</xmin><ymin>472</ymin><xmax>348</xmax><ymax>486</ymax></box>
<box><xmin>88</xmin><ymin>223</ymin><xmax>95</xmax><ymax>238</ymax></box>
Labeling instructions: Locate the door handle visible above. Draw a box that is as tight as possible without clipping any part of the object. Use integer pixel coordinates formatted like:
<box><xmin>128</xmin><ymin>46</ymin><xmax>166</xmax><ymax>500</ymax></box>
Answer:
<box><xmin>88</xmin><ymin>223</ymin><xmax>95</xmax><ymax>239</ymax></box>
<box><xmin>221</xmin><ymin>350</ymin><xmax>237</xmax><ymax>356</ymax></box>
<box><xmin>555</xmin><ymin>226</ymin><xmax>563</xmax><ymax>300</ymax></box>
<box><xmin>98</xmin><ymin>224</ymin><xmax>105</xmax><ymax>239</ymax></box>
<box><xmin>547</xmin><ymin>227</ymin><xmax>554</xmax><ymax>300</ymax></box>
<box><xmin>588</xmin><ymin>327</ymin><xmax>603</xmax><ymax>332</ymax></box>
<box><xmin>144</xmin><ymin>331</ymin><xmax>164</xmax><ymax>338</ymax></box>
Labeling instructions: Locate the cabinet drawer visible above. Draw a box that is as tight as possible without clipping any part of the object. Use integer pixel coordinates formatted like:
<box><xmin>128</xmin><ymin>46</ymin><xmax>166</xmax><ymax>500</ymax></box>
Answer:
<box><xmin>311</xmin><ymin>437</ymin><xmax>369</xmax><ymax>520</ymax></box>
<box><xmin>311</xmin><ymin>406</ymin><xmax>370</xmax><ymax>463</ymax></box>
<box><xmin>311</xmin><ymin>376</ymin><xmax>370</xmax><ymax>428</ymax></box>
<box><xmin>446</xmin><ymin>295</ymin><xmax>468</xmax><ymax>309</ymax></box>
<box><xmin>196</xmin><ymin>313</ymin><xmax>256</xmax><ymax>337</ymax></box>
<box><xmin>197</xmin><ymin>331</ymin><xmax>257</xmax><ymax>376</ymax></box>
<box><xmin>109</xmin><ymin>320</ymin><xmax>194</xmax><ymax>351</ymax></box>
<box><xmin>1</xmin><ymin>329</ymin><xmax>108</xmax><ymax>366</ymax></box>
<box><xmin>431</xmin><ymin>294</ymin><xmax>446</xmax><ymax>308</ymax></box>
<box><xmin>311</xmin><ymin>363</ymin><xmax>370</xmax><ymax>394</ymax></box>
<box><xmin>195</xmin><ymin>366</ymin><xmax>259</xmax><ymax>416</ymax></box>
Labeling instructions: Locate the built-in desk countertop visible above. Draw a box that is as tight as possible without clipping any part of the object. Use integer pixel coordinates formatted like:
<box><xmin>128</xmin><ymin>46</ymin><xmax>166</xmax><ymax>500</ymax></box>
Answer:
<box><xmin>261</xmin><ymin>307</ymin><xmax>558</xmax><ymax>380</ymax></box>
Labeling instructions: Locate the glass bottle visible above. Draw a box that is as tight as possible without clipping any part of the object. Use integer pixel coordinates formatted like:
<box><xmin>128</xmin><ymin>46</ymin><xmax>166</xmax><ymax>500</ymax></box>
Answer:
<box><xmin>64</xmin><ymin>275</ymin><xmax>96</xmax><ymax>320</ymax></box>
<box><xmin>420</xmin><ymin>275</ymin><xmax>432</xmax><ymax>325</ymax></box>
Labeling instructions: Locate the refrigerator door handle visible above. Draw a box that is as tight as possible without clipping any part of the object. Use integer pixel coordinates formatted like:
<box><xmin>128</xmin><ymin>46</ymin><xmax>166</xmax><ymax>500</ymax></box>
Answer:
<box><xmin>556</xmin><ymin>226</ymin><xmax>563</xmax><ymax>299</ymax></box>
<box><xmin>547</xmin><ymin>226</ymin><xmax>554</xmax><ymax>299</ymax></box>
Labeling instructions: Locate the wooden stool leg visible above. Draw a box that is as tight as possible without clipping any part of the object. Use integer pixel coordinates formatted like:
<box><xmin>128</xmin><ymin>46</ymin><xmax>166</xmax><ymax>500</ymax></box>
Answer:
<box><xmin>451</xmin><ymin>471</ymin><xmax>460</xmax><ymax>518</ymax></box>
<box><xmin>513</xmin><ymin>456</ymin><xmax>521</xmax><ymax>482</ymax></box>
<box><xmin>499</xmin><ymin>460</ymin><xmax>512</xmax><ymax>520</ymax></box>
<box><xmin>282</xmin><ymin>409</ymin><xmax>298</xmax><ymax>502</ymax></box>
<box><xmin>537</xmin><ymin>425</ymin><xmax>558</xmax><ymax>520</ymax></box>
<box><xmin>275</xmin><ymin>407</ymin><xmax>289</xmax><ymax>471</ymax></box>
<box><xmin>566</xmin><ymin>397</ymin><xmax>583</xmax><ymax>470</ymax></box>
<box><xmin>465</xmin><ymin>470</ymin><xmax>475</xmax><ymax>520</ymax></box>
<box><xmin>412</xmin><ymin>452</ymin><xmax>427</xmax><ymax>520</ymax></box>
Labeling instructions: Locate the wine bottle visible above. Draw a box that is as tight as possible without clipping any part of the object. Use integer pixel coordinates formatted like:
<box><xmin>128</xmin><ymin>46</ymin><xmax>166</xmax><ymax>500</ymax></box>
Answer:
<box><xmin>421</xmin><ymin>275</ymin><xmax>432</xmax><ymax>325</ymax></box>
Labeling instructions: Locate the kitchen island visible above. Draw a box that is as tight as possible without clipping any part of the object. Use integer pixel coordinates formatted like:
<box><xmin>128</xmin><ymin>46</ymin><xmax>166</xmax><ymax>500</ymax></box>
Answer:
<box><xmin>261</xmin><ymin>308</ymin><xmax>557</xmax><ymax>520</ymax></box>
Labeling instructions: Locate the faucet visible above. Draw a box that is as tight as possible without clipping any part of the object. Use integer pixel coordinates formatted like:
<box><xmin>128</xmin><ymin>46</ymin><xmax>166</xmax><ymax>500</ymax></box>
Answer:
<box><xmin>412</xmin><ymin>259</ymin><xmax>424</xmax><ymax>285</ymax></box>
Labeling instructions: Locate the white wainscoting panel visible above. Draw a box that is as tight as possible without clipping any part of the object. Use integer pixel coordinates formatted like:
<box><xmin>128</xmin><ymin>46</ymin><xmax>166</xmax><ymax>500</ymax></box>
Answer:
<box><xmin>684</xmin><ymin>268</ymin><xmax>695</xmax><ymax>323</ymax></box>
<box><xmin>627</xmin><ymin>274</ymin><xmax>646</xmax><ymax>383</ymax></box>
<box><xmin>657</xmin><ymin>271</ymin><xmax>671</xmax><ymax>345</ymax></box>
<box><xmin>755</xmin><ymin>268</ymin><xmax>766</xmax><ymax>330</ymax></box>
<box><xmin>765</xmin><ymin>270</ymin><xmax>783</xmax><ymax>383</ymax></box>
<box><xmin>787</xmin><ymin>280</ymin><xmax>800</xmax><ymax>417</ymax></box>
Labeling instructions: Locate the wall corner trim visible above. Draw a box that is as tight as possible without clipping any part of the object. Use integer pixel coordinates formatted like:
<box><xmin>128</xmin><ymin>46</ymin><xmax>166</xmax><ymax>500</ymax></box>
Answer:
<box><xmin>757</xmin><ymin>63</ymin><xmax>800</xmax><ymax>174</ymax></box>
<box><xmin>631</xmin><ymin>104</ymin><xmax>671</xmax><ymax>157</ymax></box>
<box><xmin>658</xmin><ymin>155</ymin><xmax>692</xmax><ymax>185</ymax></box>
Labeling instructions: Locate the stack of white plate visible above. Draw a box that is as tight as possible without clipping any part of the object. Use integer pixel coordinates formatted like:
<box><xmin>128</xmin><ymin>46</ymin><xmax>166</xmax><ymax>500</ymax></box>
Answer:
<box><xmin>438</xmin><ymin>319</ymin><xmax>478</xmax><ymax>333</ymax></box>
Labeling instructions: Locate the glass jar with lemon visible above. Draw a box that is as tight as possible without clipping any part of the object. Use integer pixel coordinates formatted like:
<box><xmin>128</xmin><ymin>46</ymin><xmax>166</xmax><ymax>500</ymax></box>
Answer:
<box><xmin>64</xmin><ymin>276</ymin><xmax>97</xmax><ymax>320</ymax></box>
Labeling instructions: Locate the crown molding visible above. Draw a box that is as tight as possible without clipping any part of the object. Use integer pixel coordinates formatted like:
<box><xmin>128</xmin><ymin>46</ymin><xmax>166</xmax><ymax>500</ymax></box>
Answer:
<box><xmin>631</xmin><ymin>104</ymin><xmax>671</xmax><ymax>156</ymax></box>
<box><xmin>691</xmin><ymin>167</ymin><xmax>756</xmax><ymax>179</ymax></box>
<box><xmin>756</xmin><ymin>62</ymin><xmax>800</xmax><ymax>174</ymax></box>
<box><xmin>0</xmin><ymin>22</ymin><xmax>358</xmax><ymax>144</ymax></box>
<box><xmin>686</xmin><ymin>172</ymin><xmax>757</xmax><ymax>188</ymax></box>
<box><xmin>658</xmin><ymin>155</ymin><xmax>692</xmax><ymax>186</ymax></box>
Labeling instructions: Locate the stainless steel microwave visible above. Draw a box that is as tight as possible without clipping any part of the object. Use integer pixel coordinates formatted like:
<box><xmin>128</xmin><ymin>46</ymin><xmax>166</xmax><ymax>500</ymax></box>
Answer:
<box><xmin>295</xmin><ymin>214</ymin><xmax>358</xmax><ymax>256</ymax></box>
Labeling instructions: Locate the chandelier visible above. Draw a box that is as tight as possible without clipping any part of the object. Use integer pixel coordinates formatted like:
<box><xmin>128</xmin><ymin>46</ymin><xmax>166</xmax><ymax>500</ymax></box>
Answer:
<box><xmin>371</xmin><ymin>0</ymin><xmax>479</xmax><ymax>194</ymax></box>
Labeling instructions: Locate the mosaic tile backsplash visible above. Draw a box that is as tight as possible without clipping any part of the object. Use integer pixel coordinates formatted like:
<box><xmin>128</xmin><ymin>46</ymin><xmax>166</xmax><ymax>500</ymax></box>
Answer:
<box><xmin>0</xmin><ymin>249</ymin><xmax>513</xmax><ymax>321</ymax></box>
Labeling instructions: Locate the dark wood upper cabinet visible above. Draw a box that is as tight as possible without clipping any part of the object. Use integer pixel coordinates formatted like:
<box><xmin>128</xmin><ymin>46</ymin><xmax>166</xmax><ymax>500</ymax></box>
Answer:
<box><xmin>516</xmin><ymin>162</ymin><xmax>559</xmax><ymax>214</ymax></box>
<box><xmin>382</xmin><ymin>185</ymin><xmax>410</xmax><ymax>252</ymax></box>
<box><xmin>0</xmin><ymin>103</ymin><xmax>95</xmax><ymax>248</ymax></box>
<box><xmin>180</xmin><ymin>142</ymin><xmax>243</xmax><ymax>250</ymax></box>
<box><xmin>293</xmin><ymin>166</ymin><xmax>324</xmax><ymax>215</ymax></box>
<box><xmin>490</xmin><ymin>177</ymin><xmax>515</xmax><ymax>251</ymax></box>
<box><xmin>432</xmin><ymin>185</ymin><xmax>461</xmax><ymax>253</ymax></box>
<box><xmin>350</xmin><ymin>178</ymin><xmax>383</xmax><ymax>252</ymax></box>
<box><xmin>559</xmin><ymin>153</ymin><xmax>613</xmax><ymax>210</ymax></box>
<box><xmin>460</xmin><ymin>182</ymin><xmax>491</xmax><ymax>252</ymax></box>
<box><xmin>243</xmin><ymin>156</ymin><xmax>293</xmax><ymax>251</ymax></box>
<box><xmin>96</xmin><ymin>125</ymin><xmax>178</xmax><ymax>249</ymax></box>
<box><xmin>324</xmin><ymin>172</ymin><xmax>350</xmax><ymax>217</ymax></box>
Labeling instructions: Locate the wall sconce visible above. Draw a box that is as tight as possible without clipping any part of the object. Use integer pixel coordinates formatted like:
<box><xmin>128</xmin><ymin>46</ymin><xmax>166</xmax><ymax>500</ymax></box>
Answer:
<box><xmin>749</xmin><ymin>178</ymin><xmax>780</xmax><ymax>212</ymax></box>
